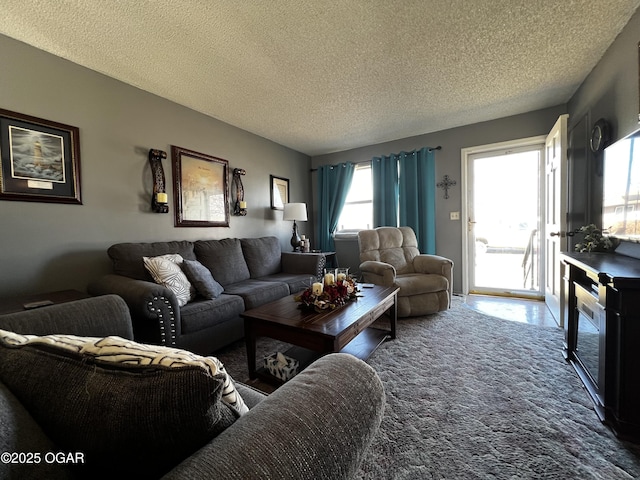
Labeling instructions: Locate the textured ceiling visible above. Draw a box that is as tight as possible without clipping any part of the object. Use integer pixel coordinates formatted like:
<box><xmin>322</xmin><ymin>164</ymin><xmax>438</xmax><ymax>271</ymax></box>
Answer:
<box><xmin>1</xmin><ymin>1</ymin><xmax>639</xmax><ymax>156</ymax></box>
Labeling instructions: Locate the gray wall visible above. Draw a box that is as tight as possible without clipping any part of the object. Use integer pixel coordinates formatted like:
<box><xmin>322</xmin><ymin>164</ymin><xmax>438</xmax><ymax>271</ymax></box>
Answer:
<box><xmin>0</xmin><ymin>34</ymin><xmax>311</xmax><ymax>298</ymax></box>
<box><xmin>569</xmin><ymin>8</ymin><xmax>640</xmax><ymax>144</ymax></box>
<box><xmin>311</xmin><ymin>106</ymin><xmax>566</xmax><ymax>293</ymax></box>
<box><xmin>567</xmin><ymin>7</ymin><xmax>640</xmax><ymax>227</ymax></box>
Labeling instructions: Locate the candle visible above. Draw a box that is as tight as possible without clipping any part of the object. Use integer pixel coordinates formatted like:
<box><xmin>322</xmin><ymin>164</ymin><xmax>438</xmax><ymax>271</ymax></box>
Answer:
<box><xmin>324</xmin><ymin>273</ymin><xmax>335</xmax><ymax>286</ymax></box>
<box><xmin>337</xmin><ymin>273</ymin><xmax>346</xmax><ymax>282</ymax></box>
<box><xmin>156</xmin><ymin>192</ymin><xmax>168</xmax><ymax>204</ymax></box>
<box><xmin>301</xmin><ymin>234</ymin><xmax>306</xmax><ymax>240</ymax></box>
<box><xmin>312</xmin><ymin>282</ymin><xmax>323</xmax><ymax>295</ymax></box>
<box><xmin>239</xmin><ymin>201</ymin><xmax>247</xmax><ymax>209</ymax></box>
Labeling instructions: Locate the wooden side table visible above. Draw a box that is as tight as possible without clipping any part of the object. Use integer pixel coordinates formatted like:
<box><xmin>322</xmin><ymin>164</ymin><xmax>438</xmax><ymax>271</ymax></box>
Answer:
<box><xmin>320</xmin><ymin>251</ymin><xmax>338</xmax><ymax>268</ymax></box>
<box><xmin>290</xmin><ymin>251</ymin><xmax>337</xmax><ymax>277</ymax></box>
<box><xmin>0</xmin><ymin>290</ymin><xmax>89</xmax><ymax>316</ymax></box>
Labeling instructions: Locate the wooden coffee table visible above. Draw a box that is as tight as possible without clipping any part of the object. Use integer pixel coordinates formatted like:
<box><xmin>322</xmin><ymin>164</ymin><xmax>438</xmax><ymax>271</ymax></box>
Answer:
<box><xmin>242</xmin><ymin>284</ymin><xmax>399</xmax><ymax>382</ymax></box>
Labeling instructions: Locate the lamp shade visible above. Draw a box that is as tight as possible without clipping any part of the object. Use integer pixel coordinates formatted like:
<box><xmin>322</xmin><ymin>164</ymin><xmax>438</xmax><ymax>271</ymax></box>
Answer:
<box><xmin>283</xmin><ymin>203</ymin><xmax>308</xmax><ymax>221</ymax></box>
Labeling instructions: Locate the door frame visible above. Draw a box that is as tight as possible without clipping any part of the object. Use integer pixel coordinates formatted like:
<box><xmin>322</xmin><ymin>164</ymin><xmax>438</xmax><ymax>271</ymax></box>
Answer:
<box><xmin>461</xmin><ymin>135</ymin><xmax>547</xmax><ymax>296</ymax></box>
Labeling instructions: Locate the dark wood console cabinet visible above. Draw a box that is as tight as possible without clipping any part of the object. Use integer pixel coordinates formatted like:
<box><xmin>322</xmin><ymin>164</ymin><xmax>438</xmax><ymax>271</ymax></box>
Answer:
<box><xmin>562</xmin><ymin>252</ymin><xmax>640</xmax><ymax>441</ymax></box>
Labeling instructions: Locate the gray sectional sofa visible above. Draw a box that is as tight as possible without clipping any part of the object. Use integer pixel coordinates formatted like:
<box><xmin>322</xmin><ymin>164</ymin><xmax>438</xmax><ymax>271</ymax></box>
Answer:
<box><xmin>89</xmin><ymin>236</ymin><xmax>323</xmax><ymax>354</ymax></box>
<box><xmin>0</xmin><ymin>295</ymin><xmax>385</xmax><ymax>479</ymax></box>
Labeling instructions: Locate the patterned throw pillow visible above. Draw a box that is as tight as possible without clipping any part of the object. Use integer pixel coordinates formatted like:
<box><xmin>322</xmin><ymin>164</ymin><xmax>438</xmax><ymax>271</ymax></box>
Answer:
<box><xmin>0</xmin><ymin>329</ymin><xmax>248</xmax><ymax>478</ymax></box>
<box><xmin>0</xmin><ymin>330</ymin><xmax>248</xmax><ymax>415</ymax></box>
<box><xmin>143</xmin><ymin>253</ymin><xmax>195</xmax><ymax>306</ymax></box>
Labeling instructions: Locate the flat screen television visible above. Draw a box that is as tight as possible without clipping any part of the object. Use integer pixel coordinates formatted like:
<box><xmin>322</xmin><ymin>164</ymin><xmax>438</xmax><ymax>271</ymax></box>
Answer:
<box><xmin>602</xmin><ymin>127</ymin><xmax>640</xmax><ymax>242</ymax></box>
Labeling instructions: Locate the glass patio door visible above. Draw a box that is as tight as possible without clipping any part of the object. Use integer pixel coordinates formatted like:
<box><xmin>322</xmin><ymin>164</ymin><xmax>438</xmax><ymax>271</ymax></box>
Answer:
<box><xmin>465</xmin><ymin>141</ymin><xmax>545</xmax><ymax>298</ymax></box>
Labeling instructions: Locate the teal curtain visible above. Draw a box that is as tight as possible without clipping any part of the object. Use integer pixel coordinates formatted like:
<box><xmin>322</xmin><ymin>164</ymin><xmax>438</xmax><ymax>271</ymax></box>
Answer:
<box><xmin>372</xmin><ymin>155</ymin><xmax>399</xmax><ymax>227</ymax></box>
<box><xmin>399</xmin><ymin>147</ymin><xmax>436</xmax><ymax>253</ymax></box>
<box><xmin>317</xmin><ymin>162</ymin><xmax>355</xmax><ymax>252</ymax></box>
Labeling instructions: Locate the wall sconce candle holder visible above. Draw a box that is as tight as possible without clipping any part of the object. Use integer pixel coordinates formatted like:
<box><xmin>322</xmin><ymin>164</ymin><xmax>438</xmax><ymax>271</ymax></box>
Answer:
<box><xmin>233</xmin><ymin>168</ymin><xmax>247</xmax><ymax>216</ymax></box>
<box><xmin>149</xmin><ymin>148</ymin><xmax>169</xmax><ymax>213</ymax></box>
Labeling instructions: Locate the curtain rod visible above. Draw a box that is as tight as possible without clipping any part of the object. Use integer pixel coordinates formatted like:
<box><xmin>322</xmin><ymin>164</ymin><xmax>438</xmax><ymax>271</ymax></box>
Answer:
<box><xmin>310</xmin><ymin>145</ymin><xmax>442</xmax><ymax>172</ymax></box>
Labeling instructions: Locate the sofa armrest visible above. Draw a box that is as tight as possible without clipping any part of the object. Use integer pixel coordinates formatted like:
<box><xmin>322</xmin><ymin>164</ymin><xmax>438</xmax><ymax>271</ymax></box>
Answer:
<box><xmin>413</xmin><ymin>254</ymin><xmax>453</xmax><ymax>276</ymax></box>
<box><xmin>0</xmin><ymin>295</ymin><xmax>134</xmax><ymax>339</ymax></box>
<box><xmin>162</xmin><ymin>353</ymin><xmax>384</xmax><ymax>480</ymax></box>
<box><xmin>281</xmin><ymin>252</ymin><xmax>325</xmax><ymax>276</ymax></box>
<box><xmin>359</xmin><ymin>260</ymin><xmax>396</xmax><ymax>286</ymax></box>
<box><xmin>413</xmin><ymin>255</ymin><xmax>454</xmax><ymax>302</ymax></box>
<box><xmin>88</xmin><ymin>274</ymin><xmax>181</xmax><ymax>347</ymax></box>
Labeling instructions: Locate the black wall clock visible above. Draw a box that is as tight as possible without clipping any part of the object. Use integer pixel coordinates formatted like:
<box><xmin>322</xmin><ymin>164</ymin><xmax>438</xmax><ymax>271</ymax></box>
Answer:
<box><xmin>590</xmin><ymin>118</ymin><xmax>610</xmax><ymax>153</ymax></box>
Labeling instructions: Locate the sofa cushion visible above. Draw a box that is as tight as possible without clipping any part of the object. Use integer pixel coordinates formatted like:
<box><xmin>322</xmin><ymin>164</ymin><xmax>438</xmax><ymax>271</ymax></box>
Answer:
<box><xmin>195</xmin><ymin>238</ymin><xmax>251</xmax><ymax>286</ymax></box>
<box><xmin>259</xmin><ymin>273</ymin><xmax>313</xmax><ymax>295</ymax></box>
<box><xmin>235</xmin><ymin>382</ymin><xmax>267</xmax><ymax>409</ymax></box>
<box><xmin>180</xmin><ymin>294</ymin><xmax>245</xmax><ymax>334</ymax></box>
<box><xmin>223</xmin><ymin>279</ymin><xmax>290</xmax><ymax>310</ymax></box>
<box><xmin>241</xmin><ymin>236</ymin><xmax>282</xmax><ymax>278</ymax></box>
<box><xmin>0</xmin><ymin>330</ymin><xmax>247</xmax><ymax>479</ymax></box>
<box><xmin>108</xmin><ymin>240</ymin><xmax>196</xmax><ymax>281</ymax></box>
<box><xmin>182</xmin><ymin>259</ymin><xmax>224</xmax><ymax>299</ymax></box>
<box><xmin>143</xmin><ymin>254</ymin><xmax>195</xmax><ymax>307</ymax></box>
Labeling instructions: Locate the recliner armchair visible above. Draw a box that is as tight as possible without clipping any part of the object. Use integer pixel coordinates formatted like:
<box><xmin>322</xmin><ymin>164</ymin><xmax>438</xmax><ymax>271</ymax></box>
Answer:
<box><xmin>358</xmin><ymin>227</ymin><xmax>453</xmax><ymax>317</ymax></box>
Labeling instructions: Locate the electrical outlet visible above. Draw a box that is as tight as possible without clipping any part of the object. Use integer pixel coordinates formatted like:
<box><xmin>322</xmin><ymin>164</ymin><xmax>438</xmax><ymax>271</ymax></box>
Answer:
<box><xmin>450</xmin><ymin>211</ymin><xmax>460</xmax><ymax>220</ymax></box>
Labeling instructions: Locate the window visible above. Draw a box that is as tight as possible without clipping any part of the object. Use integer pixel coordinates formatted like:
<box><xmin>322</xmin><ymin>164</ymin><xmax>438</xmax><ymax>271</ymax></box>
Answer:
<box><xmin>614</xmin><ymin>205</ymin><xmax>635</xmax><ymax>216</ymax></box>
<box><xmin>337</xmin><ymin>164</ymin><xmax>372</xmax><ymax>230</ymax></box>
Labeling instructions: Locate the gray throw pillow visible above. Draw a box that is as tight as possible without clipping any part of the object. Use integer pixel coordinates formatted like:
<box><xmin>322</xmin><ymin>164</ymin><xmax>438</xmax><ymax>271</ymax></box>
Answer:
<box><xmin>0</xmin><ymin>331</ymin><xmax>241</xmax><ymax>479</ymax></box>
<box><xmin>182</xmin><ymin>259</ymin><xmax>224</xmax><ymax>299</ymax></box>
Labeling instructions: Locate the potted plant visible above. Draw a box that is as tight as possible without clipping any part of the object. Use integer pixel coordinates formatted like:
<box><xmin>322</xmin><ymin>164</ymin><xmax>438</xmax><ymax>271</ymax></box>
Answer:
<box><xmin>574</xmin><ymin>224</ymin><xmax>613</xmax><ymax>253</ymax></box>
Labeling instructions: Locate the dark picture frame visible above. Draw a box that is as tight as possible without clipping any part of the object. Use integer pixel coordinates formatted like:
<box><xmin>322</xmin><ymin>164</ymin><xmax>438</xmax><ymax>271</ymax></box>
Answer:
<box><xmin>270</xmin><ymin>174</ymin><xmax>289</xmax><ymax>210</ymax></box>
<box><xmin>0</xmin><ymin>108</ymin><xmax>81</xmax><ymax>204</ymax></box>
<box><xmin>171</xmin><ymin>145</ymin><xmax>229</xmax><ymax>227</ymax></box>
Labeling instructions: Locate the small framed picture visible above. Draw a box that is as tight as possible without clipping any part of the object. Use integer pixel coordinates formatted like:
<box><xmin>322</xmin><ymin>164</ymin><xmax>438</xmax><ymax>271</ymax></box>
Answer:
<box><xmin>0</xmin><ymin>108</ymin><xmax>81</xmax><ymax>204</ymax></box>
<box><xmin>270</xmin><ymin>175</ymin><xmax>289</xmax><ymax>210</ymax></box>
<box><xmin>172</xmin><ymin>145</ymin><xmax>230</xmax><ymax>227</ymax></box>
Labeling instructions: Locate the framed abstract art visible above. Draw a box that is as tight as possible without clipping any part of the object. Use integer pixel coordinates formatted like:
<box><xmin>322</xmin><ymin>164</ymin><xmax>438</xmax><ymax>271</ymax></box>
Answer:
<box><xmin>172</xmin><ymin>145</ymin><xmax>230</xmax><ymax>227</ymax></box>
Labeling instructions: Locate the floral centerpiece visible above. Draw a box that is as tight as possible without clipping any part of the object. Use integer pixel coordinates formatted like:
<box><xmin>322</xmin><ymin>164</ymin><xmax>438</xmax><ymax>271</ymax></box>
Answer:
<box><xmin>295</xmin><ymin>271</ymin><xmax>360</xmax><ymax>312</ymax></box>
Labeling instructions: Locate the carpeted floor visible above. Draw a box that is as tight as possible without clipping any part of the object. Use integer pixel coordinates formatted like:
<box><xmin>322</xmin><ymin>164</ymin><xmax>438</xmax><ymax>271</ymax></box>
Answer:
<box><xmin>215</xmin><ymin>298</ymin><xmax>640</xmax><ymax>479</ymax></box>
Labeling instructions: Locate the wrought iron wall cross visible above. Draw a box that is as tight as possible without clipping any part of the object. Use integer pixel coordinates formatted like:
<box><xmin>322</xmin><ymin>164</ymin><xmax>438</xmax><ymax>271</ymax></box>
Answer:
<box><xmin>437</xmin><ymin>175</ymin><xmax>456</xmax><ymax>199</ymax></box>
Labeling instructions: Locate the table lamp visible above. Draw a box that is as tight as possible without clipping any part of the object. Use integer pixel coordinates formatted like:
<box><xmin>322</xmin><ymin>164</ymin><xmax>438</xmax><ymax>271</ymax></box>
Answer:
<box><xmin>283</xmin><ymin>202</ymin><xmax>307</xmax><ymax>251</ymax></box>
